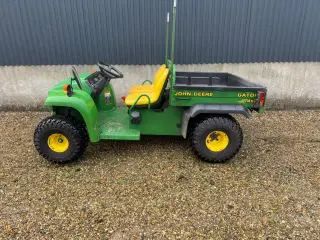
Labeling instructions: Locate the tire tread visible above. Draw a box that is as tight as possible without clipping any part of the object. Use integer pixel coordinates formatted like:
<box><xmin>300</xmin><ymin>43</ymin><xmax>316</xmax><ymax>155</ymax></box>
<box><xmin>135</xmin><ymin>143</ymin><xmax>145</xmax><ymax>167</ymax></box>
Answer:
<box><xmin>34</xmin><ymin>116</ymin><xmax>88</xmax><ymax>163</ymax></box>
<box><xmin>191</xmin><ymin>115</ymin><xmax>243</xmax><ymax>163</ymax></box>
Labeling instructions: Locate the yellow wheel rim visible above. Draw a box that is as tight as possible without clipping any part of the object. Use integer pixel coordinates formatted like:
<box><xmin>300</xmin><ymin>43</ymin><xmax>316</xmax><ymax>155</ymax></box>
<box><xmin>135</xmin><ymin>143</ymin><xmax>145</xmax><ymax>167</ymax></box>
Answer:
<box><xmin>205</xmin><ymin>131</ymin><xmax>229</xmax><ymax>152</ymax></box>
<box><xmin>47</xmin><ymin>134</ymin><xmax>69</xmax><ymax>153</ymax></box>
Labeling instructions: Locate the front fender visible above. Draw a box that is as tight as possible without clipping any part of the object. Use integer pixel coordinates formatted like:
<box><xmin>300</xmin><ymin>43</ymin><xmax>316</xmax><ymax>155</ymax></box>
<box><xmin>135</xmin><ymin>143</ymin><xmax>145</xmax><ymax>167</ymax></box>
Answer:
<box><xmin>45</xmin><ymin>90</ymin><xmax>100</xmax><ymax>142</ymax></box>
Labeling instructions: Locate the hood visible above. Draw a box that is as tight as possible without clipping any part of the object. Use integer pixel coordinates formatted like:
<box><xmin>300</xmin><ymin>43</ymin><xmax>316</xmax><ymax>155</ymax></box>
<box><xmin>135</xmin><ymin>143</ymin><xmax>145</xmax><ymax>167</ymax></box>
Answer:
<box><xmin>49</xmin><ymin>73</ymin><xmax>91</xmax><ymax>92</ymax></box>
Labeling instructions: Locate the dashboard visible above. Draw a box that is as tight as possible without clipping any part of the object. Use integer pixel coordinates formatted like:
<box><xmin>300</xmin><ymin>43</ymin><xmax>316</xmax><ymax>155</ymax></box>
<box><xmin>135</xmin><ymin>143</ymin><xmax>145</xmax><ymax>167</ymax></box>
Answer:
<box><xmin>85</xmin><ymin>72</ymin><xmax>108</xmax><ymax>98</ymax></box>
<box><xmin>85</xmin><ymin>72</ymin><xmax>104</xmax><ymax>87</ymax></box>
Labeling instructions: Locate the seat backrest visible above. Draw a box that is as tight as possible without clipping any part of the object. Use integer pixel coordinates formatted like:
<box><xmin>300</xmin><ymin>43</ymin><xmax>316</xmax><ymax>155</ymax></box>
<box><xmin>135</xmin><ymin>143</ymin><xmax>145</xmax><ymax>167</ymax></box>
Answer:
<box><xmin>153</xmin><ymin>64</ymin><xmax>166</xmax><ymax>85</ymax></box>
<box><xmin>154</xmin><ymin>68</ymin><xmax>169</xmax><ymax>98</ymax></box>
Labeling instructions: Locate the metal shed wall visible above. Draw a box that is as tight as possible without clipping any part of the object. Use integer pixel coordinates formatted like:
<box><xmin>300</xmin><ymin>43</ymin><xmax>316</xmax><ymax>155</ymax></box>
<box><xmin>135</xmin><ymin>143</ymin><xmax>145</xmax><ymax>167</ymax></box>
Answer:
<box><xmin>0</xmin><ymin>0</ymin><xmax>319</xmax><ymax>65</ymax></box>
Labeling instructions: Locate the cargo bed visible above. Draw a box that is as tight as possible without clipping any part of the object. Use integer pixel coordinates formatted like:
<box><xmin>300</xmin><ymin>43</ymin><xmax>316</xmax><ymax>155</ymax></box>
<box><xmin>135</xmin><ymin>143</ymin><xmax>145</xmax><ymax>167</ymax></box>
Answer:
<box><xmin>174</xmin><ymin>72</ymin><xmax>266</xmax><ymax>91</ymax></box>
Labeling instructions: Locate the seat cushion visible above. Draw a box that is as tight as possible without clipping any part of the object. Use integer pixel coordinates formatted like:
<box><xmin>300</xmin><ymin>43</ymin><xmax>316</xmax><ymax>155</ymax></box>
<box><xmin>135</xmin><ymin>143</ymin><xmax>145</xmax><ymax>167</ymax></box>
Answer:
<box><xmin>129</xmin><ymin>84</ymin><xmax>154</xmax><ymax>93</ymax></box>
<box><xmin>153</xmin><ymin>64</ymin><xmax>167</xmax><ymax>85</ymax></box>
<box><xmin>125</xmin><ymin>68</ymin><xmax>169</xmax><ymax>107</ymax></box>
<box><xmin>125</xmin><ymin>92</ymin><xmax>157</xmax><ymax>106</ymax></box>
<box><xmin>129</xmin><ymin>64</ymin><xmax>166</xmax><ymax>94</ymax></box>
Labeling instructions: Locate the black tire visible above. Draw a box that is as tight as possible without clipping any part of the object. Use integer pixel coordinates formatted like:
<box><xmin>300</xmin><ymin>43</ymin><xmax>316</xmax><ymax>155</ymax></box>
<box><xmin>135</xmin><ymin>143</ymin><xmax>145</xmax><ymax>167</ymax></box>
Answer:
<box><xmin>191</xmin><ymin>116</ymin><xmax>243</xmax><ymax>163</ymax></box>
<box><xmin>34</xmin><ymin>116</ymin><xmax>88</xmax><ymax>163</ymax></box>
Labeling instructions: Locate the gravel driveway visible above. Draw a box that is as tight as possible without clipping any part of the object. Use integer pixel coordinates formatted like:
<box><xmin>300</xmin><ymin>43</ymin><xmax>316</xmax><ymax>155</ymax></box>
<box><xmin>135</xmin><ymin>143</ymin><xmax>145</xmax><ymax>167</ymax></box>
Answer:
<box><xmin>0</xmin><ymin>110</ymin><xmax>319</xmax><ymax>239</ymax></box>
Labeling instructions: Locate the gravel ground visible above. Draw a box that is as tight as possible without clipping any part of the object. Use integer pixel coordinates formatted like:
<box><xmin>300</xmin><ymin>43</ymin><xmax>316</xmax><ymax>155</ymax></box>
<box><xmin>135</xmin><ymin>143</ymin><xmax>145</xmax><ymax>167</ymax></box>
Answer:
<box><xmin>0</xmin><ymin>110</ymin><xmax>319</xmax><ymax>239</ymax></box>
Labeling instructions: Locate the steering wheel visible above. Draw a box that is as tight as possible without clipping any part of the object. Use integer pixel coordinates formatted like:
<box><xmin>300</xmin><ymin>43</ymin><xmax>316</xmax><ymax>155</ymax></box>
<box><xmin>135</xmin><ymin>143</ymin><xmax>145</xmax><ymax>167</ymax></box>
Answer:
<box><xmin>72</xmin><ymin>67</ymin><xmax>83</xmax><ymax>90</ymax></box>
<box><xmin>97</xmin><ymin>61</ymin><xmax>123</xmax><ymax>79</ymax></box>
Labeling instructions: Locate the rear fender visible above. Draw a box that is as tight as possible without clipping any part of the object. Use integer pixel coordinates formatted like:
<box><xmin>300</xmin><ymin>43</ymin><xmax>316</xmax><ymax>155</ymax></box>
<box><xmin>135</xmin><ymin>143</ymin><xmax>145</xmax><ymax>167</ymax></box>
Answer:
<box><xmin>181</xmin><ymin>104</ymin><xmax>252</xmax><ymax>138</ymax></box>
<box><xmin>45</xmin><ymin>90</ymin><xmax>100</xmax><ymax>142</ymax></box>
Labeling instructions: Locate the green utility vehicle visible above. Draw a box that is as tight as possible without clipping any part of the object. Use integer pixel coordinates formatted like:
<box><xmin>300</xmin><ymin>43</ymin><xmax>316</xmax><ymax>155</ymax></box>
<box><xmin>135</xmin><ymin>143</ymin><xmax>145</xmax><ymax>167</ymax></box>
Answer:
<box><xmin>34</xmin><ymin>0</ymin><xmax>267</xmax><ymax>164</ymax></box>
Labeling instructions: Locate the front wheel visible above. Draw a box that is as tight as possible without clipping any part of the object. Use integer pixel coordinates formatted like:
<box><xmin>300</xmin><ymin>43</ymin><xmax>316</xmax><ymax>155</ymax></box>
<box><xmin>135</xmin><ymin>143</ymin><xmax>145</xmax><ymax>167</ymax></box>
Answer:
<box><xmin>191</xmin><ymin>116</ymin><xmax>243</xmax><ymax>163</ymax></box>
<box><xmin>34</xmin><ymin>116</ymin><xmax>88</xmax><ymax>163</ymax></box>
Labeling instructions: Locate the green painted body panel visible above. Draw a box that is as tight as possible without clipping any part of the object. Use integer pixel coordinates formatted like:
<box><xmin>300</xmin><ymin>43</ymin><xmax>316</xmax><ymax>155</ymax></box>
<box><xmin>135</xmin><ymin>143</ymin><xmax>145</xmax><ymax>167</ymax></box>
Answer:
<box><xmin>170</xmin><ymin>89</ymin><xmax>258</xmax><ymax>108</ymax></box>
<box><xmin>48</xmin><ymin>73</ymin><xmax>92</xmax><ymax>94</ymax></box>
<box><xmin>131</xmin><ymin>106</ymin><xmax>184</xmax><ymax>135</ymax></box>
<box><xmin>45</xmin><ymin>89</ymin><xmax>100</xmax><ymax>142</ymax></box>
<box><xmin>45</xmin><ymin>73</ymin><xmax>101</xmax><ymax>142</ymax></box>
<box><xmin>166</xmin><ymin>59</ymin><xmax>265</xmax><ymax>110</ymax></box>
<box><xmin>99</xmin><ymin>107</ymin><xmax>140</xmax><ymax>140</ymax></box>
<box><xmin>94</xmin><ymin>84</ymin><xmax>117</xmax><ymax>112</ymax></box>
<box><xmin>98</xmin><ymin>106</ymin><xmax>184</xmax><ymax>139</ymax></box>
<box><xmin>259</xmin><ymin>106</ymin><xmax>265</xmax><ymax>113</ymax></box>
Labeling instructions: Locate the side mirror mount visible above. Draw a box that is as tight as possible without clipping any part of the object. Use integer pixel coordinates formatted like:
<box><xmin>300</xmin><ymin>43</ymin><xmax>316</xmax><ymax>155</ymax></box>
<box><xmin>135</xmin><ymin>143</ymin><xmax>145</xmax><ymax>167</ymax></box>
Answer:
<box><xmin>67</xmin><ymin>84</ymin><xmax>73</xmax><ymax>97</ymax></box>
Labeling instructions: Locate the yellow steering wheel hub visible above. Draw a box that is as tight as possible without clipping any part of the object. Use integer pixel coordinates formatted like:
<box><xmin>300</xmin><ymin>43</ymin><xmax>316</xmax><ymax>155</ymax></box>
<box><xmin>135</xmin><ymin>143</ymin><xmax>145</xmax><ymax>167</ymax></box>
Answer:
<box><xmin>205</xmin><ymin>131</ymin><xmax>229</xmax><ymax>152</ymax></box>
<box><xmin>47</xmin><ymin>134</ymin><xmax>69</xmax><ymax>153</ymax></box>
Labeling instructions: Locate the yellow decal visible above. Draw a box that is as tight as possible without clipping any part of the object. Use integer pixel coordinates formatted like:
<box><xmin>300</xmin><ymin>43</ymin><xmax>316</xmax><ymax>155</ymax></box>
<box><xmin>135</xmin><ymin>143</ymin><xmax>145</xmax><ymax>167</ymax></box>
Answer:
<box><xmin>174</xmin><ymin>91</ymin><xmax>213</xmax><ymax>97</ymax></box>
<box><xmin>238</xmin><ymin>93</ymin><xmax>257</xmax><ymax>98</ymax></box>
<box><xmin>237</xmin><ymin>99</ymin><xmax>254</xmax><ymax>104</ymax></box>
<box><xmin>174</xmin><ymin>91</ymin><xmax>192</xmax><ymax>96</ymax></box>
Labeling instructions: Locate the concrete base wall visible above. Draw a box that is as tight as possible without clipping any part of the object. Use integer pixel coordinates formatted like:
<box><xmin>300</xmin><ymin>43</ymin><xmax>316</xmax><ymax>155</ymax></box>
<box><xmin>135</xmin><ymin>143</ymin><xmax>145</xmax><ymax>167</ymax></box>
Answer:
<box><xmin>0</xmin><ymin>62</ymin><xmax>319</xmax><ymax>110</ymax></box>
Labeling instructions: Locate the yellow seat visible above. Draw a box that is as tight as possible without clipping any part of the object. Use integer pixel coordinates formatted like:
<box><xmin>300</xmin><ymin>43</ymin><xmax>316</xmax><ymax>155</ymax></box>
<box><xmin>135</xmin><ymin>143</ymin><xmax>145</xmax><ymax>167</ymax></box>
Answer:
<box><xmin>129</xmin><ymin>84</ymin><xmax>154</xmax><ymax>93</ymax></box>
<box><xmin>125</xmin><ymin>68</ymin><xmax>169</xmax><ymax>106</ymax></box>
<box><xmin>129</xmin><ymin>64</ymin><xmax>166</xmax><ymax>93</ymax></box>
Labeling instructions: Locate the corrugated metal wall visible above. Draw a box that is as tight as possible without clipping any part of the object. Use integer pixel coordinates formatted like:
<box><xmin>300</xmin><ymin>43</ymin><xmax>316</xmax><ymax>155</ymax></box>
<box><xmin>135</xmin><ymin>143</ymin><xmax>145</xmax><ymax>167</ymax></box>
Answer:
<box><xmin>1</xmin><ymin>0</ymin><xmax>320</xmax><ymax>65</ymax></box>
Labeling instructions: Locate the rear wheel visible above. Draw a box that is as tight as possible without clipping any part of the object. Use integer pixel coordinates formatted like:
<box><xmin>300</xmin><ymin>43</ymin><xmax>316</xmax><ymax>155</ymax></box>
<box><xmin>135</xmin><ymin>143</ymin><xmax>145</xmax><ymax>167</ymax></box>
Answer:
<box><xmin>191</xmin><ymin>116</ymin><xmax>243</xmax><ymax>163</ymax></box>
<box><xmin>34</xmin><ymin>116</ymin><xmax>88</xmax><ymax>163</ymax></box>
